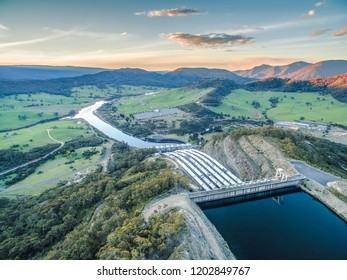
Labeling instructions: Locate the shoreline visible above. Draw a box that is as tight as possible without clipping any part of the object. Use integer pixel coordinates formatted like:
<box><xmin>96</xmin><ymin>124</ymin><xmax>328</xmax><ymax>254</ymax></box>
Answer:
<box><xmin>301</xmin><ymin>179</ymin><xmax>347</xmax><ymax>223</ymax></box>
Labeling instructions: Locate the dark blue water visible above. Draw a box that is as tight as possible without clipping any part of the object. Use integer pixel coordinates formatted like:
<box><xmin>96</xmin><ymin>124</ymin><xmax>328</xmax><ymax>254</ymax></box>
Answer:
<box><xmin>203</xmin><ymin>191</ymin><xmax>347</xmax><ymax>260</ymax></box>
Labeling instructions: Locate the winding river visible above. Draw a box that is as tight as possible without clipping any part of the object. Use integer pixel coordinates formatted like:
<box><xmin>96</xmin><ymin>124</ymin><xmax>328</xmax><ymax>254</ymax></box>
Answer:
<box><xmin>73</xmin><ymin>101</ymin><xmax>162</xmax><ymax>148</ymax></box>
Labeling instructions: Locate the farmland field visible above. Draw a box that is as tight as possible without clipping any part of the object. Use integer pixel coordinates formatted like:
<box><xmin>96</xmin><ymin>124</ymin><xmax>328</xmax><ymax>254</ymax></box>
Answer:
<box><xmin>113</xmin><ymin>88</ymin><xmax>213</xmax><ymax>115</ymax></box>
<box><xmin>206</xmin><ymin>89</ymin><xmax>347</xmax><ymax>125</ymax></box>
<box><xmin>0</xmin><ymin>85</ymin><xmax>161</xmax><ymax>131</ymax></box>
<box><xmin>0</xmin><ymin>120</ymin><xmax>93</xmax><ymax>152</ymax></box>
<box><xmin>0</xmin><ymin>146</ymin><xmax>103</xmax><ymax>197</ymax></box>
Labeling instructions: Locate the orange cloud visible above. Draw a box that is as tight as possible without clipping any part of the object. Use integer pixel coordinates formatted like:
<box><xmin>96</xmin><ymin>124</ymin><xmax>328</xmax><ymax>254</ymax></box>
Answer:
<box><xmin>308</xmin><ymin>10</ymin><xmax>315</xmax><ymax>16</ymax></box>
<box><xmin>333</xmin><ymin>26</ymin><xmax>347</xmax><ymax>37</ymax></box>
<box><xmin>162</xmin><ymin>32</ymin><xmax>254</xmax><ymax>48</ymax></box>
<box><xmin>311</xmin><ymin>29</ymin><xmax>330</xmax><ymax>36</ymax></box>
<box><xmin>135</xmin><ymin>8</ymin><xmax>206</xmax><ymax>17</ymax></box>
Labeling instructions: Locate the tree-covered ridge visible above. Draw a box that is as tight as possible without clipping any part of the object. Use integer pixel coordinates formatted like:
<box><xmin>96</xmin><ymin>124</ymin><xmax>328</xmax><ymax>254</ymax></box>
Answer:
<box><xmin>0</xmin><ymin>142</ymin><xmax>189</xmax><ymax>259</ymax></box>
<box><xmin>228</xmin><ymin>127</ymin><xmax>347</xmax><ymax>178</ymax></box>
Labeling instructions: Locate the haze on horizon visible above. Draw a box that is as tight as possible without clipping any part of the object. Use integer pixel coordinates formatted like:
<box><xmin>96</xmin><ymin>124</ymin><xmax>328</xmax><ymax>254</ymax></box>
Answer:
<box><xmin>0</xmin><ymin>0</ymin><xmax>346</xmax><ymax>71</ymax></box>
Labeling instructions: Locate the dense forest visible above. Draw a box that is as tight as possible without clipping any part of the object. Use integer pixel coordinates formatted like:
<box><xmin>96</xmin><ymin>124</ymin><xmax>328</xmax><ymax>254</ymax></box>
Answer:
<box><xmin>0</xmin><ymin>141</ymin><xmax>189</xmax><ymax>259</ymax></box>
<box><xmin>229</xmin><ymin>127</ymin><xmax>347</xmax><ymax>178</ymax></box>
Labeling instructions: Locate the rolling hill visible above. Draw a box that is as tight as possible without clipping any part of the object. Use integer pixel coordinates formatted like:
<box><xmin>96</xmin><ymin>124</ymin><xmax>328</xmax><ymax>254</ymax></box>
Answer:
<box><xmin>0</xmin><ymin>67</ymin><xmax>249</xmax><ymax>96</ymax></box>
<box><xmin>165</xmin><ymin>67</ymin><xmax>252</xmax><ymax>85</ymax></box>
<box><xmin>285</xmin><ymin>60</ymin><xmax>347</xmax><ymax>80</ymax></box>
<box><xmin>234</xmin><ymin>61</ymin><xmax>311</xmax><ymax>79</ymax></box>
<box><xmin>234</xmin><ymin>60</ymin><xmax>347</xmax><ymax>80</ymax></box>
<box><xmin>244</xmin><ymin>73</ymin><xmax>347</xmax><ymax>103</ymax></box>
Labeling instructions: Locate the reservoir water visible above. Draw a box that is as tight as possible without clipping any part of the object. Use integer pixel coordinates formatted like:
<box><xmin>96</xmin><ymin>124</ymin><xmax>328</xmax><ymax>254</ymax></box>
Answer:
<box><xmin>203</xmin><ymin>190</ymin><xmax>347</xmax><ymax>259</ymax></box>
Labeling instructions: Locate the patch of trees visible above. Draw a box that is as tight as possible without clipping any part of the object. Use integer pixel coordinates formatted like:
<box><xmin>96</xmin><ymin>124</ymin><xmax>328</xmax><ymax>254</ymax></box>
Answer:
<box><xmin>197</xmin><ymin>79</ymin><xmax>238</xmax><ymax>106</ymax></box>
<box><xmin>174</xmin><ymin>118</ymin><xmax>214</xmax><ymax>136</ymax></box>
<box><xmin>268</xmin><ymin>97</ymin><xmax>279</xmax><ymax>107</ymax></box>
<box><xmin>251</xmin><ymin>100</ymin><xmax>260</xmax><ymax>108</ymax></box>
<box><xmin>97</xmin><ymin>209</ymin><xmax>185</xmax><ymax>260</ymax></box>
<box><xmin>0</xmin><ymin>142</ymin><xmax>189</xmax><ymax>259</ymax></box>
<box><xmin>0</xmin><ymin>144</ymin><xmax>60</xmax><ymax>173</ymax></box>
<box><xmin>178</xmin><ymin>103</ymin><xmax>219</xmax><ymax>118</ymax></box>
<box><xmin>61</xmin><ymin>136</ymin><xmax>104</xmax><ymax>152</ymax></box>
<box><xmin>82</xmin><ymin>149</ymin><xmax>99</xmax><ymax>159</ymax></box>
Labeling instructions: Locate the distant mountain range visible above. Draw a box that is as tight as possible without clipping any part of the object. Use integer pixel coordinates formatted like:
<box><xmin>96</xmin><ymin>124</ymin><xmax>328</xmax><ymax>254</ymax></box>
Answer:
<box><xmin>0</xmin><ymin>65</ymin><xmax>107</xmax><ymax>80</ymax></box>
<box><xmin>0</xmin><ymin>67</ymin><xmax>252</xmax><ymax>96</ymax></box>
<box><xmin>234</xmin><ymin>60</ymin><xmax>347</xmax><ymax>80</ymax></box>
<box><xmin>234</xmin><ymin>61</ymin><xmax>310</xmax><ymax>79</ymax></box>
<box><xmin>1</xmin><ymin>60</ymin><xmax>346</xmax><ymax>82</ymax></box>
<box><xmin>0</xmin><ymin>63</ymin><xmax>346</xmax><ymax>104</ymax></box>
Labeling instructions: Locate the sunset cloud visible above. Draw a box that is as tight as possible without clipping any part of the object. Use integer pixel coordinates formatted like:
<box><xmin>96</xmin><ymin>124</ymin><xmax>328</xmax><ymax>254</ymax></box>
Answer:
<box><xmin>315</xmin><ymin>1</ymin><xmax>326</xmax><ymax>7</ymax></box>
<box><xmin>308</xmin><ymin>10</ymin><xmax>315</xmax><ymax>16</ymax></box>
<box><xmin>162</xmin><ymin>32</ymin><xmax>254</xmax><ymax>48</ymax></box>
<box><xmin>135</xmin><ymin>8</ymin><xmax>206</xmax><ymax>17</ymax></box>
<box><xmin>311</xmin><ymin>28</ymin><xmax>330</xmax><ymax>36</ymax></box>
<box><xmin>333</xmin><ymin>25</ymin><xmax>347</xmax><ymax>37</ymax></box>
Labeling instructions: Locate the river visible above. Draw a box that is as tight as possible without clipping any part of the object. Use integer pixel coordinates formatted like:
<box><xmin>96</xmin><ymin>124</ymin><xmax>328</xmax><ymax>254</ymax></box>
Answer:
<box><xmin>203</xmin><ymin>190</ymin><xmax>347</xmax><ymax>260</ymax></box>
<box><xmin>73</xmin><ymin>101</ymin><xmax>161</xmax><ymax>148</ymax></box>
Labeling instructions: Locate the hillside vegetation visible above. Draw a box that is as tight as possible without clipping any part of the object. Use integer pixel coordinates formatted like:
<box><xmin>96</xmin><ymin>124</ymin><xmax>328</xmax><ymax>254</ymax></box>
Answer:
<box><xmin>0</xmin><ymin>142</ymin><xmax>191</xmax><ymax>260</ymax></box>
<box><xmin>207</xmin><ymin>89</ymin><xmax>347</xmax><ymax>126</ymax></box>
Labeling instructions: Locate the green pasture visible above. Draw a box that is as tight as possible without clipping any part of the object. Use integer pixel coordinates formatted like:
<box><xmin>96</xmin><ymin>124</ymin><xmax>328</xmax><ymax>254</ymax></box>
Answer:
<box><xmin>71</xmin><ymin>85</ymin><xmax>158</xmax><ymax>98</ymax></box>
<box><xmin>114</xmin><ymin>88</ymin><xmax>212</xmax><ymax>115</ymax></box>
<box><xmin>0</xmin><ymin>120</ymin><xmax>93</xmax><ymax>152</ymax></box>
<box><xmin>0</xmin><ymin>92</ymin><xmax>92</xmax><ymax>130</ymax></box>
<box><xmin>0</xmin><ymin>86</ymin><xmax>165</xmax><ymax>131</ymax></box>
<box><xmin>0</xmin><ymin>146</ymin><xmax>103</xmax><ymax>197</ymax></box>
<box><xmin>207</xmin><ymin>89</ymin><xmax>347</xmax><ymax>125</ymax></box>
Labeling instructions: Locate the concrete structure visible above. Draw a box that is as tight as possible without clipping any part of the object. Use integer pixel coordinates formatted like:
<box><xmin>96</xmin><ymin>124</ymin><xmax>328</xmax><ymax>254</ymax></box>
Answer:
<box><xmin>164</xmin><ymin>149</ymin><xmax>242</xmax><ymax>191</ymax></box>
<box><xmin>164</xmin><ymin>148</ymin><xmax>306</xmax><ymax>204</ymax></box>
<box><xmin>189</xmin><ymin>175</ymin><xmax>305</xmax><ymax>203</ymax></box>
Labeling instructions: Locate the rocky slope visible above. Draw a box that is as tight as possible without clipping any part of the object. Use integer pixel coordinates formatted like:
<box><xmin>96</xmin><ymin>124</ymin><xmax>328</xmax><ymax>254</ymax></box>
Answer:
<box><xmin>202</xmin><ymin>134</ymin><xmax>295</xmax><ymax>180</ymax></box>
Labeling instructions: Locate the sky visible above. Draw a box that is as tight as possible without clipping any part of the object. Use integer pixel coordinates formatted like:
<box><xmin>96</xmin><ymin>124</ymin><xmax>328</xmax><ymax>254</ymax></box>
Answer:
<box><xmin>0</xmin><ymin>0</ymin><xmax>346</xmax><ymax>70</ymax></box>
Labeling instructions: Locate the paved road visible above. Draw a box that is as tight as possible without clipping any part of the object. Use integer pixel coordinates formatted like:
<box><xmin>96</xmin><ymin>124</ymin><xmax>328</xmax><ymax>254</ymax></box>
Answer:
<box><xmin>291</xmin><ymin>160</ymin><xmax>338</xmax><ymax>187</ymax></box>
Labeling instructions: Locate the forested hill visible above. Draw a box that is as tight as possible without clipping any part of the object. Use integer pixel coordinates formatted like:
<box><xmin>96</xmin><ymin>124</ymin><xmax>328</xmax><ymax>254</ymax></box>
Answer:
<box><xmin>0</xmin><ymin>68</ymin><xmax>248</xmax><ymax>97</ymax></box>
<box><xmin>0</xmin><ymin>142</ymin><xmax>189</xmax><ymax>260</ymax></box>
<box><xmin>0</xmin><ymin>68</ymin><xmax>346</xmax><ymax>104</ymax></box>
<box><xmin>243</xmin><ymin>74</ymin><xmax>347</xmax><ymax>103</ymax></box>
<box><xmin>0</xmin><ymin>69</ymin><xmax>176</xmax><ymax>96</ymax></box>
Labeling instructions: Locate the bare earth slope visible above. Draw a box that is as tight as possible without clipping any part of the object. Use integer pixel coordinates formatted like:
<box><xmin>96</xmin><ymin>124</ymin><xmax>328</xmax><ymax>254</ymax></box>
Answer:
<box><xmin>143</xmin><ymin>194</ymin><xmax>235</xmax><ymax>260</ymax></box>
<box><xmin>202</xmin><ymin>134</ymin><xmax>295</xmax><ymax>180</ymax></box>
